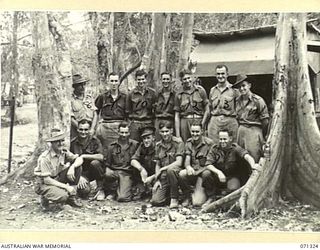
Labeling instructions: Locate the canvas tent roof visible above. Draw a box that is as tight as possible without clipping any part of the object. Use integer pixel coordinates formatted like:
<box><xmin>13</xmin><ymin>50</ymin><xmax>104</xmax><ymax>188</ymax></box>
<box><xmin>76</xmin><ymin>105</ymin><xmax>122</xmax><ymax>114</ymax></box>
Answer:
<box><xmin>191</xmin><ymin>24</ymin><xmax>320</xmax><ymax>77</ymax></box>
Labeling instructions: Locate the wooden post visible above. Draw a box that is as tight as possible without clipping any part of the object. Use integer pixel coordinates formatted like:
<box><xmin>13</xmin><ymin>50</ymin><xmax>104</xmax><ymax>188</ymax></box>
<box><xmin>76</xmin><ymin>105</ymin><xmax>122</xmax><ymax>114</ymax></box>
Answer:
<box><xmin>8</xmin><ymin>96</ymin><xmax>15</xmax><ymax>173</ymax></box>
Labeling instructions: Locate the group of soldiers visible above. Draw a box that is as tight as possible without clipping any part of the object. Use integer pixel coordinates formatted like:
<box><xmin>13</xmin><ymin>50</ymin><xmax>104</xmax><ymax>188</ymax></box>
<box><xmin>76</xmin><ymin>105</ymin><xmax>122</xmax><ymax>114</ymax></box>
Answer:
<box><xmin>34</xmin><ymin>64</ymin><xmax>269</xmax><ymax>211</ymax></box>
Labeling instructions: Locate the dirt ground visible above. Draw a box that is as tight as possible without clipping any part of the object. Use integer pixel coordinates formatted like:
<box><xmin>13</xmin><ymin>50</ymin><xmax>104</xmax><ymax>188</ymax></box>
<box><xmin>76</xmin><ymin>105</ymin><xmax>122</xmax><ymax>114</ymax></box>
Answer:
<box><xmin>1</xmin><ymin>104</ymin><xmax>320</xmax><ymax>231</ymax></box>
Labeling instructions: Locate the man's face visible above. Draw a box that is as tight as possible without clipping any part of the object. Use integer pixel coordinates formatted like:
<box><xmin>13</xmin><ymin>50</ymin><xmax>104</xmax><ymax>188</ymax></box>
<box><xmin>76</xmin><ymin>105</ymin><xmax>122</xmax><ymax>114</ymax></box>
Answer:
<box><xmin>136</xmin><ymin>75</ymin><xmax>147</xmax><ymax>90</ymax></box>
<box><xmin>239</xmin><ymin>81</ymin><xmax>251</xmax><ymax>96</ymax></box>
<box><xmin>77</xmin><ymin>123</ymin><xmax>90</xmax><ymax>139</ymax></box>
<box><xmin>118</xmin><ymin>126</ymin><xmax>130</xmax><ymax>140</ymax></box>
<box><xmin>190</xmin><ymin>125</ymin><xmax>202</xmax><ymax>142</ymax></box>
<box><xmin>216</xmin><ymin>67</ymin><xmax>228</xmax><ymax>84</ymax></box>
<box><xmin>109</xmin><ymin>75</ymin><xmax>120</xmax><ymax>91</ymax></box>
<box><xmin>159</xmin><ymin>126</ymin><xmax>173</xmax><ymax>142</ymax></box>
<box><xmin>161</xmin><ymin>74</ymin><xmax>171</xmax><ymax>89</ymax></box>
<box><xmin>181</xmin><ymin>74</ymin><xmax>193</xmax><ymax>89</ymax></box>
<box><xmin>51</xmin><ymin>139</ymin><xmax>65</xmax><ymax>154</ymax></box>
<box><xmin>219</xmin><ymin>131</ymin><xmax>232</xmax><ymax>149</ymax></box>
<box><xmin>142</xmin><ymin>134</ymin><xmax>155</xmax><ymax>148</ymax></box>
<box><xmin>73</xmin><ymin>82</ymin><xmax>86</xmax><ymax>96</ymax></box>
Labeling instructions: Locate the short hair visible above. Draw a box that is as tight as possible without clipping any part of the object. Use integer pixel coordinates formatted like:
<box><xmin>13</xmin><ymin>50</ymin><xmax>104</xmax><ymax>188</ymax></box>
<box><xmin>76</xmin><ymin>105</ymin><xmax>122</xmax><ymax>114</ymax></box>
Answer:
<box><xmin>190</xmin><ymin>120</ymin><xmax>203</xmax><ymax>129</ymax></box>
<box><xmin>161</xmin><ymin>72</ymin><xmax>172</xmax><ymax>78</ymax></box>
<box><xmin>179</xmin><ymin>69</ymin><xmax>192</xmax><ymax>79</ymax></box>
<box><xmin>158</xmin><ymin>120</ymin><xmax>173</xmax><ymax>130</ymax></box>
<box><xmin>135</xmin><ymin>69</ymin><xmax>148</xmax><ymax>78</ymax></box>
<box><xmin>218</xmin><ymin>129</ymin><xmax>232</xmax><ymax>137</ymax></box>
<box><xmin>216</xmin><ymin>64</ymin><xmax>229</xmax><ymax>73</ymax></box>
<box><xmin>108</xmin><ymin>72</ymin><xmax>119</xmax><ymax>78</ymax></box>
<box><xmin>118</xmin><ymin>121</ymin><xmax>130</xmax><ymax>130</ymax></box>
<box><xmin>78</xmin><ymin>119</ymin><xmax>92</xmax><ymax>127</ymax></box>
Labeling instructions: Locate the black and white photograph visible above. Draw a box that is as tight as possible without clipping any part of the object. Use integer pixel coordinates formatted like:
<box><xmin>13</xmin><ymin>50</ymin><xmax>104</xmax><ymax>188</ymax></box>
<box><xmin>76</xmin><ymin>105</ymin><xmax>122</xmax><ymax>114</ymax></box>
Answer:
<box><xmin>1</xmin><ymin>9</ymin><xmax>320</xmax><ymax>235</ymax></box>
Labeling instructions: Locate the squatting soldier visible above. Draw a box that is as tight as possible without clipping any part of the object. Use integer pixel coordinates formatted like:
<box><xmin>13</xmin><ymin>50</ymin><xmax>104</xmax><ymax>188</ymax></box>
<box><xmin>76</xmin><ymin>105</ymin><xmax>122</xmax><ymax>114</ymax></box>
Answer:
<box><xmin>233</xmin><ymin>74</ymin><xmax>270</xmax><ymax>163</ymax></box>
<box><xmin>127</xmin><ymin>70</ymin><xmax>156</xmax><ymax>142</ymax></box>
<box><xmin>71</xmin><ymin>74</ymin><xmax>97</xmax><ymax>140</ymax></box>
<box><xmin>70</xmin><ymin>119</ymin><xmax>105</xmax><ymax>201</ymax></box>
<box><xmin>152</xmin><ymin>120</ymin><xmax>184</xmax><ymax>208</ymax></box>
<box><xmin>131</xmin><ymin>126</ymin><xmax>156</xmax><ymax>200</ymax></box>
<box><xmin>203</xmin><ymin>129</ymin><xmax>258</xmax><ymax>209</ymax></box>
<box><xmin>95</xmin><ymin>72</ymin><xmax>127</xmax><ymax>153</ymax></box>
<box><xmin>104</xmin><ymin>122</ymin><xmax>139</xmax><ymax>202</ymax></box>
<box><xmin>174</xmin><ymin>70</ymin><xmax>208</xmax><ymax>142</ymax></box>
<box><xmin>34</xmin><ymin>129</ymin><xmax>83</xmax><ymax>210</ymax></box>
<box><xmin>179</xmin><ymin>122</ymin><xmax>214</xmax><ymax>207</ymax></box>
<box><xmin>154</xmin><ymin>72</ymin><xmax>176</xmax><ymax>141</ymax></box>
<box><xmin>203</xmin><ymin>65</ymin><xmax>239</xmax><ymax>144</ymax></box>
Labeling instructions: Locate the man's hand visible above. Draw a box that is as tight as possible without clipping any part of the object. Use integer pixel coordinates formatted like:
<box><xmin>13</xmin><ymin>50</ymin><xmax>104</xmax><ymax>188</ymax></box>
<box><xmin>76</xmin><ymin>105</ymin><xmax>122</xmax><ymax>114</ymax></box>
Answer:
<box><xmin>152</xmin><ymin>181</ymin><xmax>162</xmax><ymax>192</ymax></box>
<box><xmin>252</xmin><ymin>163</ymin><xmax>262</xmax><ymax>172</ymax></box>
<box><xmin>140</xmin><ymin>169</ymin><xmax>148</xmax><ymax>183</ymax></box>
<box><xmin>144</xmin><ymin>175</ymin><xmax>154</xmax><ymax>185</ymax></box>
<box><xmin>67</xmin><ymin>166</ymin><xmax>75</xmax><ymax>181</ymax></box>
<box><xmin>66</xmin><ymin>185</ymin><xmax>76</xmax><ymax>196</ymax></box>
<box><xmin>186</xmin><ymin>165</ymin><xmax>195</xmax><ymax>176</ymax></box>
<box><xmin>77</xmin><ymin>176</ymin><xmax>88</xmax><ymax>189</ymax></box>
<box><xmin>217</xmin><ymin>171</ymin><xmax>226</xmax><ymax>183</ymax></box>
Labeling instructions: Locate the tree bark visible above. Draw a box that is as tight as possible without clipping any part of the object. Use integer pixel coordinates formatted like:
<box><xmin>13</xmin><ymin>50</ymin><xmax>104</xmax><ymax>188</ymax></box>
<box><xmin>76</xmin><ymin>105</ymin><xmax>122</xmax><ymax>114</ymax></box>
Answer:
<box><xmin>177</xmin><ymin>13</ymin><xmax>194</xmax><ymax>74</ymax></box>
<box><xmin>160</xmin><ymin>13</ymin><xmax>171</xmax><ymax>74</ymax></box>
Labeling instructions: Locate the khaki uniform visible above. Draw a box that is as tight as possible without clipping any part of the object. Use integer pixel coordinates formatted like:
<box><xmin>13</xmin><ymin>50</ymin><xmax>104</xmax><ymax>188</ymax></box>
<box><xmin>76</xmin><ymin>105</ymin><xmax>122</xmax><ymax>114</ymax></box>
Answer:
<box><xmin>174</xmin><ymin>85</ymin><xmax>208</xmax><ymax>141</ymax></box>
<box><xmin>236</xmin><ymin>93</ymin><xmax>269</xmax><ymax>162</ymax></box>
<box><xmin>207</xmin><ymin>83</ymin><xmax>239</xmax><ymax>144</ymax></box>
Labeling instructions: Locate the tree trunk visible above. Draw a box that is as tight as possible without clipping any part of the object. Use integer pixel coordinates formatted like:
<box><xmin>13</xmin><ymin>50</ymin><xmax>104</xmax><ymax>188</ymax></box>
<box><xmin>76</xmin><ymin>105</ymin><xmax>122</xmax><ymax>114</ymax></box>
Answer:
<box><xmin>204</xmin><ymin>13</ymin><xmax>320</xmax><ymax>217</ymax></box>
<box><xmin>140</xmin><ymin>13</ymin><xmax>155</xmax><ymax>73</ymax></box>
<box><xmin>177</xmin><ymin>13</ymin><xmax>194</xmax><ymax>74</ymax></box>
<box><xmin>160</xmin><ymin>13</ymin><xmax>171</xmax><ymax>74</ymax></box>
<box><xmin>0</xmin><ymin>12</ymin><xmax>72</xmax><ymax>184</ymax></box>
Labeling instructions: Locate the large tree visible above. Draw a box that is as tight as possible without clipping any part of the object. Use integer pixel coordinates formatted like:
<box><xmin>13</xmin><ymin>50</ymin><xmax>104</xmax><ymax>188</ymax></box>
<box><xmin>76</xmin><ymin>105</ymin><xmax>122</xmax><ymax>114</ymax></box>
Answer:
<box><xmin>204</xmin><ymin>13</ymin><xmax>320</xmax><ymax>217</ymax></box>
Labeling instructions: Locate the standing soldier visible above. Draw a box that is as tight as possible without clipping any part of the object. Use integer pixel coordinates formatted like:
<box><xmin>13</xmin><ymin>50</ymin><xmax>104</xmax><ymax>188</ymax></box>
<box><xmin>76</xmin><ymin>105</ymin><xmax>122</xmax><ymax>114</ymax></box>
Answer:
<box><xmin>152</xmin><ymin>121</ymin><xmax>184</xmax><ymax>208</ymax></box>
<box><xmin>34</xmin><ymin>129</ymin><xmax>83</xmax><ymax>210</ymax></box>
<box><xmin>179</xmin><ymin>121</ymin><xmax>214</xmax><ymax>207</ymax></box>
<box><xmin>174</xmin><ymin>70</ymin><xmax>208</xmax><ymax>142</ymax></box>
<box><xmin>95</xmin><ymin>72</ymin><xmax>127</xmax><ymax>153</ymax></box>
<box><xmin>127</xmin><ymin>70</ymin><xmax>156</xmax><ymax>142</ymax></box>
<box><xmin>233</xmin><ymin>74</ymin><xmax>269</xmax><ymax>163</ymax></box>
<box><xmin>104</xmin><ymin>122</ymin><xmax>139</xmax><ymax>202</ymax></box>
<box><xmin>71</xmin><ymin>74</ymin><xmax>97</xmax><ymax>140</ymax></box>
<box><xmin>203</xmin><ymin>65</ymin><xmax>239</xmax><ymax>144</ymax></box>
<box><xmin>70</xmin><ymin>119</ymin><xmax>105</xmax><ymax>201</ymax></box>
<box><xmin>154</xmin><ymin>72</ymin><xmax>176</xmax><ymax>141</ymax></box>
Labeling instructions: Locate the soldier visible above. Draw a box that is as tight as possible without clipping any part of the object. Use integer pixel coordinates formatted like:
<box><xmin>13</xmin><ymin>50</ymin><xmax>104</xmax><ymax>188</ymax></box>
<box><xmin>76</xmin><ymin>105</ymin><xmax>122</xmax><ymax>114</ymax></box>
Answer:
<box><xmin>127</xmin><ymin>69</ymin><xmax>156</xmax><ymax>142</ymax></box>
<box><xmin>174</xmin><ymin>70</ymin><xmax>208</xmax><ymax>142</ymax></box>
<box><xmin>131</xmin><ymin>126</ymin><xmax>156</xmax><ymax>200</ymax></box>
<box><xmin>34</xmin><ymin>129</ymin><xmax>83</xmax><ymax>210</ymax></box>
<box><xmin>154</xmin><ymin>72</ymin><xmax>176</xmax><ymax>141</ymax></box>
<box><xmin>104</xmin><ymin>121</ymin><xmax>139</xmax><ymax>202</ymax></box>
<box><xmin>70</xmin><ymin>119</ymin><xmax>105</xmax><ymax>201</ymax></box>
<box><xmin>152</xmin><ymin>120</ymin><xmax>184</xmax><ymax>208</ymax></box>
<box><xmin>95</xmin><ymin>72</ymin><xmax>127</xmax><ymax>153</ymax></box>
<box><xmin>233</xmin><ymin>74</ymin><xmax>270</xmax><ymax>163</ymax></box>
<box><xmin>203</xmin><ymin>65</ymin><xmax>239</xmax><ymax>144</ymax></box>
<box><xmin>71</xmin><ymin>74</ymin><xmax>97</xmax><ymax>140</ymax></box>
<box><xmin>179</xmin><ymin>121</ymin><xmax>214</xmax><ymax>207</ymax></box>
<box><xmin>202</xmin><ymin>129</ymin><xmax>258</xmax><ymax>209</ymax></box>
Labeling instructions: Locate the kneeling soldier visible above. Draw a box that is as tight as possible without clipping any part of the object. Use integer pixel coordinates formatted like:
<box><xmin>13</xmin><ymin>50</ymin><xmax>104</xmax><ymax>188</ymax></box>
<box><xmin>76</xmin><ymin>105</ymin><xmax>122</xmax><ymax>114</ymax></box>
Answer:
<box><xmin>202</xmin><ymin>129</ymin><xmax>258</xmax><ymax>209</ymax></box>
<box><xmin>179</xmin><ymin>121</ymin><xmax>214</xmax><ymax>207</ymax></box>
<box><xmin>131</xmin><ymin>126</ymin><xmax>156</xmax><ymax>200</ymax></box>
<box><xmin>152</xmin><ymin>121</ymin><xmax>184</xmax><ymax>208</ymax></box>
<box><xmin>34</xmin><ymin>129</ymin><xmax>83</xmax><ymax>210</ymax></box>
<box><xmin>70</xmin><ymin>119</ymin><xmax>105</xmax><ymax>200</ymax></box>
<box><xmin>104</xmin><ymin>121</ymin><xmax>139</xmax><ymax>202</ymax></box>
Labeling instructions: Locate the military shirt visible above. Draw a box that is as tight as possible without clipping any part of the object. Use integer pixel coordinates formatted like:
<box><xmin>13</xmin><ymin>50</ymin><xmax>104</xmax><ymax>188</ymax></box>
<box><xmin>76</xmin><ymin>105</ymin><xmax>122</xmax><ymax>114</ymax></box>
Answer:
<box><xmin>236</xmin><ymin>92</ymin><xmax>269</xmax><ymax>126</ymax></box>
<box><xmin>174</xmin><ymin>85</ymin><xmax>208</xmax><ymax>117</ymax></box>
<box><xmin>185</xmin><ymin>136</ymin><xmax>213</xmax><ymax>170</ymax></box>
<box><xmin>205</xmin><ymin>143</ymin><xmax>248</xmax><ymax>176</ymax></box>
<box><xmin>155</xmin><ymin>88</ymin><xmax>176</xmax><ymax>119</ymax></box>
<box><xmin>71</xmin><ymin>93</ymin><xmax>96</xmax><ymax>122</ymax></box>
<box><xmin>155</xmin><ymin>136</ymin><xmax>184</xmax><ymax>167</ymax></box>
<box><xmin>70</xmin><ymin>135</ymin><xmax>103</xmax><ymax>155</ymax></box>
<box><xmin>95</xmin><ymin>91</ymin><xmax>127</xmax><ymax>120</ymax></box>
<box><xmin>131</xmin><ymin>143</ymin><xmax>156</xmax><ymax>175</ymax></box>
<box><xmin>105</xmin><ymin>139</ymin><xmax>139</xmax><ymax>171</ymax></box>
<box><xmin>127</xmin><ymin>87</ymin><xmax>156</xmax><ymax>120</ymax></box>
<box><xmin>209</xmin><ymin>83</ymin><xmax>239</xmax><ymax>117</ymax></box>
<box><xmin>34</xmin><ymin>149</ymin><xmax>77</xmax><ymax>178</ymax></box>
